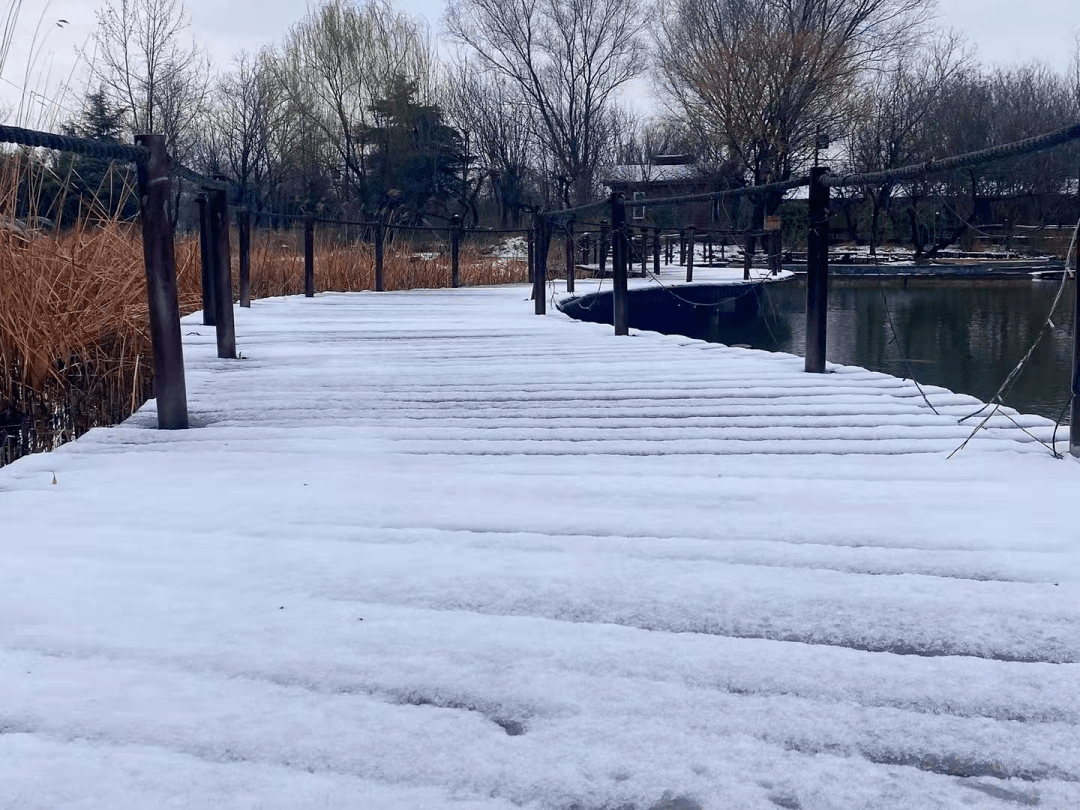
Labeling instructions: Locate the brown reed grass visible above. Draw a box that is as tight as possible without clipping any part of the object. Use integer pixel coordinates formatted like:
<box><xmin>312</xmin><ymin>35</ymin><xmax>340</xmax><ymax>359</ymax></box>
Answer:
<box><xmin>1</xmin><ymin>162</ymin><xmax>538</xmax><ymax>466</ymax></box>
<box><xmin>0</xmin><ymin>153</ymin><xmax>203</xmax><ymax>464</ymax></box>
<box><xmin>244</xmin><ymin>225</ymin><xmax>533</xmax><ymax>297</ymax></box>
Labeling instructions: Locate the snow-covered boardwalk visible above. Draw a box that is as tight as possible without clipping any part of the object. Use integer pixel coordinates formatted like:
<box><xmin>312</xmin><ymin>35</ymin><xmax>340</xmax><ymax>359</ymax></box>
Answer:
<box><xmin>3</xmin><ymin>285</ymin><xmax>1079</xmax><ymax>810</ymax></box>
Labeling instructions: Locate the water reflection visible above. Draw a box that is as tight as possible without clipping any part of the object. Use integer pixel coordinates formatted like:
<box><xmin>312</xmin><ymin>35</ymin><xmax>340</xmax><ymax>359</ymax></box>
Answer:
<box><xmin>726</xmin><ymin>278</ymin><xmax>1074</xmax><ymax>420</ymax></box>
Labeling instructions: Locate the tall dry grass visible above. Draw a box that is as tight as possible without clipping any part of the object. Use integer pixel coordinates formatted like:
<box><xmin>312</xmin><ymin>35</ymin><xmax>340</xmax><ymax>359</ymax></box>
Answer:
<box><xmin>1</xmin><ymin>165</ymin><xmax>534</xmax><ymax>465</ymax></box>
<box><xmin>0</xmin><ymin>154</ymin><xmax>202</xmax><ymax>465</ymax></box>
<box><xmin>245</xmin><ymin>226</ymin><xmax>531</xmax><ymax>297</ymax></box>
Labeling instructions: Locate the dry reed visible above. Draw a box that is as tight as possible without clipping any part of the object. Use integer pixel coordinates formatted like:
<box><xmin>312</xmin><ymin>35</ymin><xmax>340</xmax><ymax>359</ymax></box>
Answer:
<box><xmin>0</xmin><ymin>154</ymin><xmax>202</xmax><ymax>464</ymax></box>
<box><xmin>244</xmin><ymin>225</ymin><xmax>532</xmax><ymax>297</ymax></box>
<box><xmin>2</xmin><ymin>164</ymin><xmax>535</xmax><ymax>466</ymax></box>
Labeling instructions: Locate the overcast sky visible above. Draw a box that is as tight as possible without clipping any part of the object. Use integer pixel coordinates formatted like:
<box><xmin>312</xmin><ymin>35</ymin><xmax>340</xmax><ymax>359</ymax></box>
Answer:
<box><xmin>3</xmin><ymin>0</ymin><xmax>1077</xmax><ymax>127</ymax></box>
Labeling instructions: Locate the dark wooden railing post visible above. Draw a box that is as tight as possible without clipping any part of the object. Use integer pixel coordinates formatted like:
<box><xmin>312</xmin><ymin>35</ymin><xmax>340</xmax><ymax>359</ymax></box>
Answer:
<box><xmin>599</xmin><ymin>221</ymin><xmax>609</xmax><ymax>275</ymax></box>
<box><xmin>652</xmin><ymin>227</ymin><xmax>661</xmax><ymax>276</ymax></box>
<box><xmin>707</xmin><ymin>232</ymin><xmax>714</xmax><ymax>265</ymax></box>
<box><xmin>743</xmin><ymin>231</ymin><xmax>753</xmax><ymax>281</ymax></box>
<box><xmin>304</xmin><ymin>216</ymin><xmax>315</xmax><ymax>297</ymax></box>
<box><xmin>565</xmin><ymin>218</ymin><xmax>576</xmax><ymax>293</ymax></box>
<box><xmin>639</xmin><ymin>229</ymin><xmax>648</xmax><ymax>277</ymax></box>
<box><xmin>679</xmin><ymin>228</ymin><xmax>686</xmax><ymax>265</ymax></box>
<box><xmin>1070</xmin><ymin>225</ymin><xmax>1080</xmax><ymax>455</ymax></box>
<box><xmin>374</xmin><ymin>222</ymin><xmax>385</xmax><ymax>291</ymax></box>
<box><xmin>135</xmin><ymin>132</ymin><xmax>188</xmax><ymax>429</ymax></box>
<box><xmin>770</xmin><ymin>230</ymin><xmax>782</xmax><ymax>276</ymax></box>
<box><xmin>196</xmin><ymin>194</ymin><xmax>215</xmax><ymax>325</ymax></box>
<box><xmin>805</xmin><ymin>166</ymin><xmax>831</xmax><ymax>373</ymax></box>
<box><xmin>611</xmin><ymin>194</ymin><xmax>629</xmax><ymax>335</ymax></box>
<box><xmin>580</xmin><ymin>232</ymin><xmax>589</xmax><ymax>267</ymax></box>
<box><xmin>451</xmin><ymin>214</ymin><xmax>462</xmax><ymax>288</ymax></box>
<box><xmin>209</xmin><ymin>185</ymin><xmax>236</xmax><ymax>359</ymax></box>
<box><xmin>238</xmin><ymin>206</ymin><xmax>251</xmax><ymax>307</ymax></box>
<box><xmin>527</xmin><ymin>216</ymin><xmax>535</xmax><ymax>286</ymax></box>
<box><xmin>686</xmin><ymin>227</ymin><xmax>695</xmax><ymax>282</ymax></box>
<box><xmin>534</xmin><ymin>214</ymin><xmax>550</xmax><ymax>315</ymax></box>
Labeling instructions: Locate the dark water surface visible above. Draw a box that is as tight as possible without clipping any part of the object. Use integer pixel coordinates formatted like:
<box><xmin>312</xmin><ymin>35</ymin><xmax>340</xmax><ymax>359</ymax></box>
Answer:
<box><xmin>711</xmin><ymin>277</ymin><xmax>1075</xmax><ymax>421</ymax></box>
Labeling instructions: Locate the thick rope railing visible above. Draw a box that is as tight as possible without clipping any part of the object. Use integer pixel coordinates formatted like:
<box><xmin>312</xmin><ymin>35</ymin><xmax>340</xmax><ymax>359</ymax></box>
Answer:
<box><xmin>825</xmin><ymin>121</ymin><xmax>1080</xmax><ymax>188</ymax></box>
<box><xmin>631</xmin><ymin>175</ymin><xmax>811</xmax><ymax>210</ymax></box>
<box><xmin>0</xmin><ymin>124</ymin><xmax>240</xmax><ymax>196</ymax></box>
<box><xmin>547</xmin><ymin>176</ymin><xmax>810</xmax><ymax>222</ymax></box>
<box><xmin>546</xmin><ymin>121</ymin><xmax>1080</xmax><ymax>223</ymax></box>
<box><xmin>171</xmin><ymin>161</ymin><xmax>228</xmax><ymax>190</ymax></box>
<box><xmin>0</xmin><ymin>123</ymin><xmax>149</xmax><ymax>163</ymax></box>
<box><xmin>547</xmin><ymin>199</ymin><xmax>609</xmax><ymax>220</ymax></box>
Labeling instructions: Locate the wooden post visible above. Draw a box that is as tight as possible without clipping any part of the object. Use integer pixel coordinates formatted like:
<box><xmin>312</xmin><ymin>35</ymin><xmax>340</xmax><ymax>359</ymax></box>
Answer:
<box><xmin>611</xmin><ymin>194</ymin><xmax>629</xmax><ymax>335</ymax></box>
<box><xmin>527</xmin><ymin>218</ymin><xmax>535</xmax><ymax>285</ymax></box>
<box><xmin>196</xmin><ymin>194</ymin><xmax>215</xmax><ymax>325</ymax></box>
<box><xmin>743</xmin><ymin>231</ymin><xmax>753</xmax><ymax>281</ymax></box>
<box><xmin>580</xmin><ymin>232</ymin><xmax>589</xmax><ymax>266</ymax></box>
<box><xmin>135</xmin><ymin>132</ymin><xmax>188</xmax><ymax>430</ymax></box>
<box><xmin>686</xmin><ymin>227</ymin><xmax>695</xmax><ymax>282</ymax></box>
<box><xmin>451</xmin><ymin>214</ymin><xmax>461</xmax><ymax>288</ymax></box>
<box><xmin>238</xmin><ymin>206</ymin><xmax>251</xmax><ymax>307</ymax></box>
<box><xmin>209</xmin><ymin>186</ymin><xmax>236</xmax><ymax>359</ymax></box>
<box><xmin>707</xmin><ymin>232</ymin><xmax>714</xmax><ymax>265</ymax></box>
<box><xmin>679</xmin><ymin>229</ymin><xmax>686</xmax><ymax>265</ymax></box>
<box><xmin>534</xmin><ymin>214</ymin><xmax>549</xmax><ymax>315</ymax></box>
<box><xmin>599</xmin><ymin>222</ymin><xmax>609</xmax><ymax>276</ymax></box>
<box><xmin>805</xmin><ymin>166</ymin><xmax>831</xmax><ymax>373</ymax></box>
<box><xmin>770</xmin><ymin>230</ymin><xmax>782</xmax><ymax>276</ymax></box>
<box><xmin>653</xmin><ymin>227</ymin><xmax>661</xmax><ymax>275</ymax></box>
<box><xmin>565</xmin><ymin>219</ymin><xmax>576</xmax><ymax>293</ymax></box>
<box><xmin>374</xmin><ymin>222</ymin><xmax>385</xmax><ymax>291</ymax></box>
<box><xmin>304</xmin><ymin>216</ymin><xmax>315</xmax><ymax>297</ymax></box>
<box><xmin>1070</xmin><ymin>225</ymin><xmax>1080</xmax><ymax>455</ymax></box>
<box><xmin>640</xmin><ymin>229</ymin><xmax>648</xmax><ymax>277</ymax></box>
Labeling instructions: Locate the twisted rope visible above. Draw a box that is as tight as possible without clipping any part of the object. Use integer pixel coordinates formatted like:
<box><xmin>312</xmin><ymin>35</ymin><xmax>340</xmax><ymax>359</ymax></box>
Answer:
<box><xmin>0</xmin><ymin>124</ymin><xmax>149</xmax><ymax>163</ymax></box>
<box><xmin>171</xmin><ymin>161</ymin><xmax>229</xmax><ymax>190</ymax></box>
<box><xmin>548</xmin><ymin>176</ymin><xmax>809</xmax><ymax>221</ymax></box>
<box><xmin>548</xmin><ymin>200</ymin><xmax>609</xmax><ymax>220</ymax></box>
<box><xmin>826</xmin><ymin>121</ymin><xmax>1080</xmax><ymax>188</ymax></box>
<box><xmin>632</xmin><ymin>176</ymin><xmax>810</xmax><ymax>209</ymax></box>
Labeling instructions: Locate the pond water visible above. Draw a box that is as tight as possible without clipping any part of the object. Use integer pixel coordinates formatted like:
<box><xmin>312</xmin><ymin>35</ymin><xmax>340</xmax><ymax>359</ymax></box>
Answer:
<box><xmin>714</xmin><ymin>277</ymin><xmax>1075</xmax><ymax>421</ymax></box>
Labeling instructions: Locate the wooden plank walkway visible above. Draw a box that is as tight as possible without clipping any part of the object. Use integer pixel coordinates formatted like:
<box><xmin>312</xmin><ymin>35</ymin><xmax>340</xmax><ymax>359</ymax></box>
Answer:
<box><xmin>2</xmin><ymin>286</ymin><xmax>1079</xmax><ymax>810</ymax></box>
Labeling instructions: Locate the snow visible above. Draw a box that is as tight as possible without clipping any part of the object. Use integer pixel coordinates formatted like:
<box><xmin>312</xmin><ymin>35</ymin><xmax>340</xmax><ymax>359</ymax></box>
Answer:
<box><xmin>2</xmin><ymin>284</ymin><xmax>1079</xmax><ymax>810</ymax></box>
<box><xmin>566</xmin><ymin>258</ymin><xmax>792</xmax><ymax>292</ymax></box>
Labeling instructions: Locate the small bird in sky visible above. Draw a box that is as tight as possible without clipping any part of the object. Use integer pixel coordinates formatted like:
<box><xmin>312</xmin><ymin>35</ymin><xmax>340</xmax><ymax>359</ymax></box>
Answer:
<box><xmin>57</xmin><ymin>19</ymin><xmax>69</xmax><ymax>27</ymax></box>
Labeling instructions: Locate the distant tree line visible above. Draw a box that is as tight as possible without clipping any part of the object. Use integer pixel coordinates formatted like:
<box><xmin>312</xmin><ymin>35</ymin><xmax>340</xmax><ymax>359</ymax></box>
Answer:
<box><xmin>11</xmin><ymin>0</ymin><xmax>1080</xmax><ymax>245</ymax></box>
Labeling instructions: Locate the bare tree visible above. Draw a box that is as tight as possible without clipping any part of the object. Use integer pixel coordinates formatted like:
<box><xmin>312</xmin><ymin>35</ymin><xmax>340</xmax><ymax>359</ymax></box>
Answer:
<box><xmin>896</xmin><ymin>62</ymin><xmax>1078</xmax><ymax>259</ymax></box>
<box><xmin>203</xmin><ymin>52</ymin><xmax>274</xmax><ymax>206</ymax></box>
<box><xmin>92</xmin><ymin>0</ymin><xmax>210</xmax><ymax>159</ymax></box>
<box><xmin>844</xmin><ymin>32</ymin><xmax>971</xmax><ymax>254</ymax></box>
<box><xmin>441</xmin><ymin>60</ymin><xmax>540</xmax><ymax>226</ymax></box>
<box><xmin>656</xmin><ymin>0</ymin><xmax>934</xmax><ymax>219</ymax></box>
<box><xmin>444</xmin><ymin>0</ymin><xmax>647</xmax><ymax>206</ymax></box>
<box><xmin>266</xmin><ymin>0</ymin><xmax>434</xmax><ymax>209</ymax></box>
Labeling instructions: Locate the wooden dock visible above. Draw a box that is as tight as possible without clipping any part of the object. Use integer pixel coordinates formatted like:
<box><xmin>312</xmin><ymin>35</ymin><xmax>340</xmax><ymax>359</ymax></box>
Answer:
<box><xmin>2</xmin><ymin>286</ymin><xmax>1078</xmax><ymax>810</ymax></box>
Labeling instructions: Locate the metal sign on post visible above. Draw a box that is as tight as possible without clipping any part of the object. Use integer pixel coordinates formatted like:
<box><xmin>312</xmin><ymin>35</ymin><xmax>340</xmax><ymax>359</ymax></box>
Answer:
<box><xmin>764</xmin><ymin>215</ymin><xmax>781</xmax><ymax>231</ymax></box>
